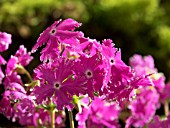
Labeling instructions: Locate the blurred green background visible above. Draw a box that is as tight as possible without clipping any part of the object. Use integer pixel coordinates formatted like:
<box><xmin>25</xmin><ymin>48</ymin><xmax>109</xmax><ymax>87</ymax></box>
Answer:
<box><xmin>0</xmin><ymin>0</ymin><xmax>170</xmax><ymax>80</ymax></box>
<box><xmin>0</xmin><ymin>0</ymin><xmax>170</xmax><ymax>126</ymax></box>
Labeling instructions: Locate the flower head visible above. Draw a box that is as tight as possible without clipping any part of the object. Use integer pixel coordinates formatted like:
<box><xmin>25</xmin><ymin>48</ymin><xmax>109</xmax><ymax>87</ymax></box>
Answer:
<box><xmin>0</xmin><ymin>96</ymin><xmax>13</xmax><ymax>119</ymax></box>
<box><xmin>76</xmin><ymin>97</ymin><xmax>120</xmax><ymax>128</ymax></box>
<box><xmin>6</xmin><ymin>45</ymin><xmax>33</xmax><ymax>75</ymax></box>
<box><xmin>32</xmin><ymin>18</ymin><xmax>83</xmax><ymax>62</ymax></box>
<box><xmin>0</xmin><ymin>31</ymin><xmax>12</xmax><ymax>83</ymax></box>
<box><xmin>33</xmin><ymin>57</ymin><xmax>86</xmax><ymax>110</ymax></box>
<box><xmin>0</xmin><ymin>31</ymin><xmax>12</xmax><ymax>52</ymax></box>
<box><xmin>73</xmin><ymin>54</ymin><xmax>106</xmax><ymax>98</ymax></box>
<box><xmin>129</xmin><ymin>54</ymin><xmax>166</xmax><ymax>100</ymax></box>
<box><xmin>125</xmin><ymin>86</ymin><xmax>159</xmax><ymax>128</ymax></box>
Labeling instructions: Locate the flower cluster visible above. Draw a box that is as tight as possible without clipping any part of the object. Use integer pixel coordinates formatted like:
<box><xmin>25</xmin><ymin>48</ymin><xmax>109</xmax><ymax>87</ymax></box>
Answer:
<box><xmin>0</xmin><ymin>18</ymin><xmax>169</xmax><ymax>128</ymax></box>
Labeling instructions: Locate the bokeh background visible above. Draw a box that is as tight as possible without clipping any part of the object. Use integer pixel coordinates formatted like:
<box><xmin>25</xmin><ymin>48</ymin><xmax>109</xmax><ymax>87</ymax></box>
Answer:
<box><xmin>0</xmin><ymin>0</ymin><xmax>170</xmax><ymax>127</ymax></box>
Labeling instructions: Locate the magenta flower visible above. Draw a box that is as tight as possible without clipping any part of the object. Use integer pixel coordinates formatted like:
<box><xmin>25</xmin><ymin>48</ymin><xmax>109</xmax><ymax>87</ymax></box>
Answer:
<box><xmin>106</xmin><ymin>75</ymin><xmax>153</xmax><ymax>102</ymax></box>
<box><xmin>5</xmin><ymin>56</ymin><xmax>18</xmax><ymax>75</ymax></box>
<box><xmin>0</xmin><ymin>96</ymin><xmax>13</xmax><ymax>119</ymax></box>
<box><xmin>15</xmin><ymin>45</ymin><xmax>33</xmax><ymax>66</ymax></box>
<box><xmin>32</xmin><ymin>18</ymin><xmax>83</xmax><ymax>61</ymax></box>
<box><xmin>73</xmin><ymin>54</ymin><xmax>106</xmax><ymax>98</ymax></box>
<box><xmin>99</xmin><ymin>39</ymin><xmax>141</xmax><ymax>101</ymax></box>
<box><xmin>14</xmin><ymin>98</ymin><xmax>36</xmax><ymax>126</ymax></box>
<box><xmin>78</xmin><ymin>37</ymin><xmax>102</xmax><ymax>57</ymax></box>
<box><xmin>4</xmin><ymin>72</ymin><xmax>22</xmax><ymax>88</ymax></box>
<box><xmin>76</xmin><ymin>97</ymin><xmax>120</xmax><ymax>128</ymax></box>
<box><xmin>129</xmin><ymin>54</ymin><xmax>166</xmax><ymax>100</ymax></box>
<box><xmin>0</xmin><ymin>31</ymin><xmax>12</xmax><ymax>52</ymax></box>
<box><xmin>125</xmin><ymin>86</ymin><xmax>159</xmax><ymax>128</ymax></box>
<box><xmin>33</xmin><ymin>57</ymin><xmax>86</xmax><ymax>110</ymax></box>
<box><xmin>129</xmin><ymin>54</ymin><xmax>155</xmax><ymax>70</ymax></box>
<box><xmin>3</xmin><ymin>82</ymin><xmax>27</xmax><ymax>100</ymax></box>
<box><xmin>14</xmin><ymin>98</ymin><xmax>65</xmax><ymax>127</ymax></box>
<box><xmin>0</xmin><ymin>31</ymin><xmax>12</xmax><ymax>83</ymax></box>
<box><xmin>101</xmin><ymin>39</ymin><xmax>134</xmax><ymax>87</ymax></box>
<box><xmin>6</xmin><ymin>45</ymin><xmax>33</xmax><ymax>75</ymax></box>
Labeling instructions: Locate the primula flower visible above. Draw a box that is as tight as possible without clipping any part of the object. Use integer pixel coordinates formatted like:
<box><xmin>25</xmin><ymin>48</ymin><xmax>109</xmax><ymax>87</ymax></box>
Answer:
<box><xmin>15</xmin><ymin>45</ymin><xmax>33</xmax><ymax>66</ymax></box>
<box><xmin>101</xmin><ymin>39</ymin><xmax>134</xmax><ymax>87</ymax></box>
<box><xmin>32</xmin><ymin>18</ymin><xmax>83</xmax><ymax>62</ymax></box>
<box><xmin>129</xmin><ymin>54</ymin><xmax>155</xmax><ymax>70</ymax></box>
<box><xmin>0</xmin><ymin>31</ymin><xmax>12</xmax><ymax>52</ymax></box>
<box><xmin>0</xmin><ymin>31</ymin><xmax>12</xmax><ymax>83</ymax></box>
<box><xmin>76</xmin><ymin>97</ymin><xmax>120</xmax><ymax>128</ymax></box>
<box><xmin>100</xmin><ymin>39</ymin><xmax>139</xmax><ymax>101</ymax></box>
<box><xmin>106</xmin><ymin>75</ymin><xmax>153</xmax><ymax>102</ymax></box>
<box><xmin>33</xmin><ymin>57</ymin><xmax>86</xmax><ymax>110</ymax></box>
<box><xmin>13</xmin><ymin>98</ymin><xmax>65</xmax><ymax>127</ymax></box>
<box><xmin>3</xmin><ymin>82</ymin><xmax>27</xmax><ymax>100</ymax></box>
<box><xmin>4</xmin><ymin>72</ymin><xmax>22</xmax><ymax>88</ymax></box>
<box><xmin>78</xmin><ymin>37</ymin><xmax>102</xmax><ymax>57</ymax></box>
<box><xmin>125</xmin><ymin>86</ymin><xmax>159</xmax><ymax>128</ymax></box>
<box><xmin>14</xmin><ymin>98</ymin><xmax>36</xmax><ymax>126</ymax></box>
<box><xmin>6</xmin><ymin>45</ymin><xmax>33</xmax><ymax>75</ymax></box>
<box><xmin>129</xmin><ymin>54</ymin><xmax>166</xmax><ymax>99</ymax></box>
<box><xmin>0</xmin><ymin>96</ymin><xmax>13</xmax><ymax>119</ymax></box>
<box><xmin>73</xmin><ymin>54</ymin><xmax>106</xmax><ymax>98</ymax></box>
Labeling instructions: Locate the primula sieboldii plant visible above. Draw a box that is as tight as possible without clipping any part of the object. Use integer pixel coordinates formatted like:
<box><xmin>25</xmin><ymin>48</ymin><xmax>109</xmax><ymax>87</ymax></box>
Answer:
<box><xmin>0</xmin><ymin>18</ymin><xmax>170</xmax><ymax>128</ymax></box>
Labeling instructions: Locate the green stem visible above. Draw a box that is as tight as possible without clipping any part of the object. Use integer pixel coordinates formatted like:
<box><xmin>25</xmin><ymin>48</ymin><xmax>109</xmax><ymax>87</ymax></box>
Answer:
<box><xmin>68</xmin><ymin>110</ymin><xmax>74</xmax><ymax>128</ymax></box>
<box><xmin>16</xmin><ymin>64</ymin><xmax>33</xmax><ymax>82</ymax></box>
<box><xmin>50</xmin><ymin>109</ymin><xmax>55</xmax><ymax>128</ymax></box>
<box><xmin>164</xmin><ymin>100</ymin><xmax>169</xmax><ymax>116</ymax></box>
<box><xmin>25</xmin><ymin>70</ymin><xmax>33</xmax><ymax>82</ymax></box>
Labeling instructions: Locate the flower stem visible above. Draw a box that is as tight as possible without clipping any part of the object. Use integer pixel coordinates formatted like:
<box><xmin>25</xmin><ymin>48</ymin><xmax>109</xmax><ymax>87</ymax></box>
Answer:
<box><xmin>68</xmin><ymin>110</ymin><xmax>74</xmax><ymax>128</ymax></box>
<box><xmin>25</xmin><ymin>70</ymin><xmax>33</xmax><ymax>82</ymax></box>
<box><xmin>50</xmin><ymin>109</ymin><xmax>55</xmax><ymax>128</ymax></box>
<box><xmin>164</xmin><ymin>100</ymin><xmax>169</xmax><ymax>116</ymax></box>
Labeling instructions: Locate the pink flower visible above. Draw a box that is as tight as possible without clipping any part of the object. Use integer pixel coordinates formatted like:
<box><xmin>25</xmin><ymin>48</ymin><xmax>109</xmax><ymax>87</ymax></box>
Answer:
<box><xmin>15</xmin><ymin>45</ymin><xmax>33</xmax><ymax>66</ymax></box>
<box><xmin>0</xmin><ymin>31</ymin><xmax>12</xmax><ymax>52</ymax></box>
<box><xmin>76</xmin><ymin>97</ymin><xmax>120</xmax><ymax>128</ymax></box>
<box><xmin>3</xmin><ymin>82</ymin><xmax>27</xmax><ymax>100</ymax></box>
<box><xmin>32</xmin><ymin>18</ymin><xmax>83</xmax><ymax>62</ymax></box>
<box><xmin>73</xmin><ymin>54</ymin><xmax>106</xmax><ymax>98</ymax></box>
<box><xmin>14</xmin><ymin>98</ymin><xmax>65</xmax><ymax>127</ymax></box>
<box><xmin>129</xmin><ymin>54</ymin><xmax>157</xmax><ymax>77</ymax></box>
<box><xmin>0</xmin><ymin>31</ymin><xmax>12</xmax><ymax>83</ymax></box>
<box><xmin>0</xmin><ymin>97</ymin><xmax>13</xmax><ymax>119</ymax></box>
<box><xmin>78</xmin><ymin>37</ymin><xmax>102</xmax><ymax>57</ymax></box>
<box><xmin>33</xmin><ymin>57</ymin><xmax>86</xmax><ymax>110</ymax></box>
<box><xmin>101</xmin><ymin>39</ymin><xmax>134</xmax><ymax>87</ymax></box>
<box><xmin>106</xmin><ymin>75</ymin><xmax>153</xmax><ymax>102</ymax></box>
<box><xmin>125</xmin><ymin>86</ymin><xmax>159</xmax><ymax>128</ymax></box>
<box><xmin>6</xmin><ymin>45</ymin><xmax>33</xmax><ymax>75</ymax></box>
<box><xmin>129</xmin><ymin>54</ymin><xmax>166</xmax><ymax>101</ymax></box>
<box><xmin>4</xmin><ymin>72</ymin><xmax>22</xmax><ymax>88</ymax></box>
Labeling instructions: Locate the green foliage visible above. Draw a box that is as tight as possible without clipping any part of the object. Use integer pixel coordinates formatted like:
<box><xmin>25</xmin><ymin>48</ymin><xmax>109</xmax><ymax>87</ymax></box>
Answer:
<box><xmin>0</xmin><ymin>0</ymin><xmax>169</xmax><ymax>80</ymax></box>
